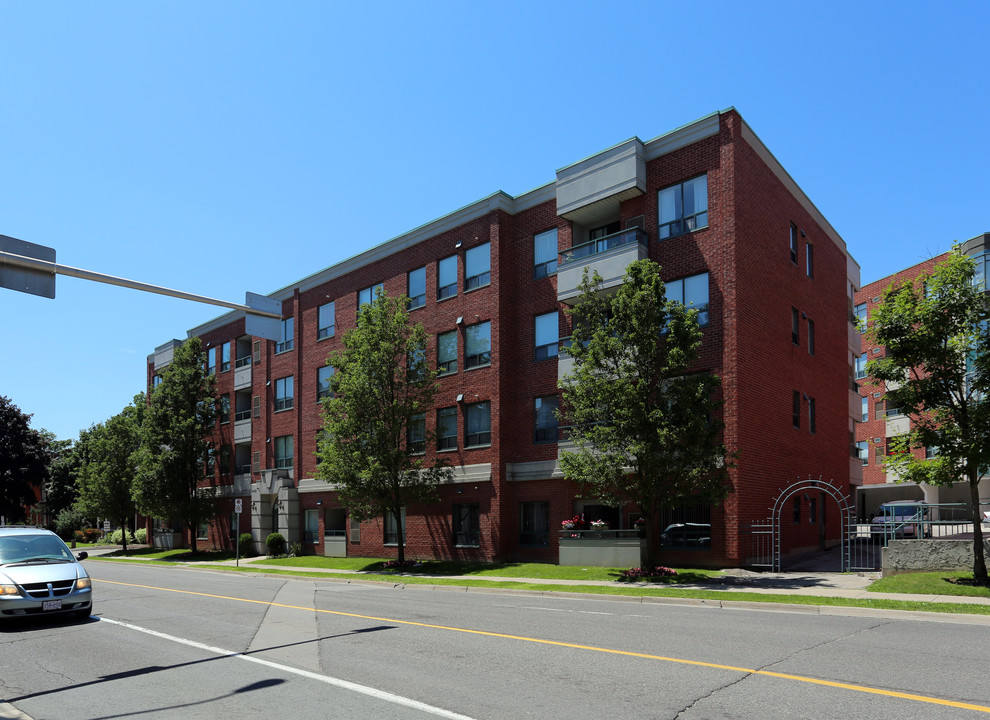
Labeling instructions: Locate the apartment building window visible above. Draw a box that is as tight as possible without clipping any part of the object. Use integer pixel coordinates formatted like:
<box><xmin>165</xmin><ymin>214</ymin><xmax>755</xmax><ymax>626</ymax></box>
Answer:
<box><xmin>520</xmin><ymin>501</ymin><xmax>550</xmax><ymax>547</ymax></box>
<box><xmin>534</xmin><ymin>228</ymin><xmax>558</xmax><ymax>278</ymax></box>
<box><xmin>855</xmin><ymin>353</ymin><xmax>868</xmax><ymax>379</ymax></box>
<box><xmin>791</xmin><ymin>307</ymin><xmax>800</xmax><ymax>345</ymax></box>
<box><xmin>220</xmin><ymin>444</ymin><xmax>231</xmax><ymax>475</ymax></box>
<box><xmin>789</xmin><ymin>223</ymin><xmax>798</xmax><ymax>264</ymax></box>
<box><xmin>274</xmin><ymin>435</ymin><xmax>293</xmax><ymax>469</ymax></box>
<box><xmin>465</xmin><ymin>401</ymin><xmax>491</xmax><ymax>447</ymax></box>
<box><xmin>807</xmin><ymin>318</ymin><xmax>815</xmax><ymax>355</ymax></box>
<box><xmin>658</xmin><ymin>175</ymin><xmax>708</xmax><ymax>239</ymax></box>
<box><xmin>926</xmin><ymin>445</ymin><xmax>939</xmax><ymax>459</ymax></box>
<box><xmin>153</xmin><ymin>374</ymin><xmax>162</xmax><ymax>388</ymax></box>
<box><xmin>317</xmin><ymin>366</ymin><xmax>334</xmax><ymax>400</ymax></box>
<box><xmin>359</xmin><ymin>283</ymin><xmax>384</xmax><ymax>309</ymax></box>
<box><xmin>453</xmin><ymin>503</ymin><xmax>480</xmax><ymax>547</ymax></box>
<box><xmin>853</xmin><ymin>302</ymin><xmax>867</xmax><ymax>332</ymax></box>
<box><xmin>792</xmin><ymin>390</ymin><xmax>801</xmax><ymax>429</ymax></box>
<box><xmin>304</xmin><ymin>509</ymin><xmax>319</xmax><ymax>543</ymax></box>
<box><xmin>875</xmin><ymin>400</ymin><xmax>884</xmax><ymax>420</ymax></box>
<box><xmin>856</xmin><ymin>440</ymin><xmax>869</xmax><ymax>465</ymax></box>
<box><xmin>666</xmin><ymin>272</ymin><xmax>710</xmax><ymax>326</ymax></box>
<box><xmin>438</xmin><ymin>255</ymin><xmax>457</xmax><ymax>299</ymax></box>
<box><xmin>384</xmin><ymin>508</ymin><xmax>406</xmax><ymax>546</ymax></box>
<box><xmin>221</xmin><ymin>342</ymin><xmax>231</xmax><ymax>372</ymax></box>
<box><xmin>318</xmin><ymin>302</ymin><xmax>335</xmax><ymax>339</ymax></box>
<box><xmin>219</xmin><ymin>394</ymin><xmax>230</xmax><ymax>424</ymax></box>
<box><xmin>534</xmin><ymin>312</ymin><xmax>558</xmax><ymax>361</ymax></box>
<box><xmin>274</xmin><ymin>376</ymin><xmax>294</xmax><ymax>412</ymax></box>
<box><xmin>437</xmin><ymin>330</ymin><xmax>457</xmax><ymax>375</ymax></box>
<box><xmin>465</xmin><ymin>242</ymin><xmax>491</xmax><ymax>290</ymax></box>
<box><xmin>806</xmin><ymin>243</ymin><xmax>814</xmax><ymax>278</ymax></box>
<box><xmin>408</xmin><ymin>267</ymin><xmax>426</xmax><ymax>309</ymax></box>
<box><xmin>207</xmin><ymin>347</ymin><xmax>217</xmax><ymax>375</ymax></box>
<box><xmin>407</xmin><ymin>413</ymin><xmax>425</xmax><ymax>454</ymax></box>
<box><xmin>276</xmin><ymin>318</ymin><xmax>294</xmax><ymax>353</ymax></box>
<box><xmin>809</xmin><ymin>397</ymin><xmax>816</xmax><ymax>434</ymax></box>
<box><xmin>465</xmin><ymin>321</ymin><xmax>491</xmax><ymax>369</ymax></box>
<box><xmin>861</xmin><ymin>395</ymin><xmax>868</xmax><ymax>422</ymax></box>
<box><xmin>534</xmin><ymin>396</ymin><xmax>559</xmax><ymax>443</ymax></box>
<box><xmin>437</xmin><ymin>407</ymin><xmax>457</xmax><ymax>450</ymax></box>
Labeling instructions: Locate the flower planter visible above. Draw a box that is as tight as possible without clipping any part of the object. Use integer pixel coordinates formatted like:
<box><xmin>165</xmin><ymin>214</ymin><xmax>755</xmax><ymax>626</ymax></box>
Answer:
<box><xmin>558</xmin><ymin>530</ymin><xmax>646</xmax><ymax>567</ymax></box>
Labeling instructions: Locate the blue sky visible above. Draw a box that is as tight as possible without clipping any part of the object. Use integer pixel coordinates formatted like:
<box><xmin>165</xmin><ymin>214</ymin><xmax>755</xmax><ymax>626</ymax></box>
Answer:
<box><xmin>2</xmin><ymin>1</ymin><xmax>988</xmax><ymax>441</ymax></box>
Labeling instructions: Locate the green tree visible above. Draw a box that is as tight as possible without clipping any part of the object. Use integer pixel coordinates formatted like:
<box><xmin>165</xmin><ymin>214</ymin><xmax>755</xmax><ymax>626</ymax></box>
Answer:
<box><xmin>77</xmin><ymin>394</ymin><xmax>145</xmax><ymax>552</ymax></box>
<box><xmin>316</xmin><ymin>291</ymin><xmax>450</xmax><ymax>564</ymax></box>
<box><xmin>133</xmin><ymin>338</ymin><xmax>217</xmax><ymax>552</ymax></box>
<box><xmin>559</xmin><ymin>260</ymin><xmax>730</xmax><ymax>569</ymax></box>
<box><xmin>45</xmin><ymin>429</ymin><xmax>87</xmax><ymax>520</ymax></box>
<box><xmin>868</xmin><ymin>249</ymin><xmax>990</xmax><ymax>585</ymax></box>
<box><xmin>0</xmin><ymin>396</ymin><xmax>49</xmax><ymax>524</ymax></box>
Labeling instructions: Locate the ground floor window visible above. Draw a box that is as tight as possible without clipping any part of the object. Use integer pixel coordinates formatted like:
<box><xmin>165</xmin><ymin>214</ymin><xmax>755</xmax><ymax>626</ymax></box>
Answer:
<box><xmin>384</xmin><ymin>508</ymin><xmax>406</xmax><ymax>546</ymax></box>
<box><xmin>658</xmin><ymin>504</ymin><xmax>711</xmax><ymax>549</ymax></box>
<box><xmin>197</xmin><ymin>522</ymin><xmax>209</xmax><ymax>541</ymax></box>
<box><xmin>519</xmin><ymin>501</ymin><xmax>549</xmax><ymax>547</ymax></box>
<box><xmin>304</xmin><ymin>509</ymin><xmax>319</xmax><ymax>543</ymax></box>
<box><xmin>453</xmin><ymin>503</ymin><xmax>480</xmax><ymax>547</ymax></box>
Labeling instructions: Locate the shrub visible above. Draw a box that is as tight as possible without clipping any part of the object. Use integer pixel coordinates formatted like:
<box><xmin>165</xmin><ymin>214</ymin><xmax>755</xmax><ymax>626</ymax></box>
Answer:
<box><xmin>82</xmin><ymin>528</ymin><xmax>101</xmax><ymax>543</ymax></box>
<box><xmin>288</xmin><ymin>541</ymin><xmax>302</xmax><ymax>557</ymax></box>
<box><xmin>54</xmin><ymin>507</ymin><xmax>91</xmax><ymax>540</ymax></box>
<box><xmin>619</xmin><ymin>566</ymin><xmax>678</xmax><ymax>581</ymax></box>
<box><xmin>239</xmin><ymin>533</ymin><xmax>255</xmax><ymax>557</ymax></box>
<box><xmin>105</xmin><ymin>529</ymin><xmax>137</xmax><ymax>545</ymax></box>
<box><xmin>265</xmin><ymin>532</ymin><xmax>286</xmax><ymax>557</ymax></box>
<box><xmin>135</xmin><ymin>528</ymin><xmax>147</xmax><ymax>544</ymax></box>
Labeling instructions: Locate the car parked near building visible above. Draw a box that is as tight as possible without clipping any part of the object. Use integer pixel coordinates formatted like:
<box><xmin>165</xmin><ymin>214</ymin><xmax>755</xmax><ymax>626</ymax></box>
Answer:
<box><xmin>870</xmin><ymin>501</ymin><xmax>930</xmax><ymax>544</ymax></box>
<box><xmin>0</xmin><ymin>527</ymin><xmax>92</xmax><ymax>621</ymax></box>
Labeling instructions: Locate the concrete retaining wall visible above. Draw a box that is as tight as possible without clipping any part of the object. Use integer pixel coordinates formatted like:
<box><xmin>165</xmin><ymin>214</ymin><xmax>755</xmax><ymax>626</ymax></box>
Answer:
<box><xmin>883</xmin><ymin>538</ymin><xmax>990</xmax><ymax>575</ymax></box>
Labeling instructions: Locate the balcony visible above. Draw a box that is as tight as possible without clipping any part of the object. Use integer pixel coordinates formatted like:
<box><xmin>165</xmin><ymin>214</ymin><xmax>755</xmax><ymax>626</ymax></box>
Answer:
<box><xmin>556</xmin><ymin>228</ymin><xmax>649</xmax><ymax>305</ymax></box>
<box><xmin>234</xmin><ymin>418</ymin><xmax>252</xmax><ymax>443</ymax></box>
<box><xmin>234</xmin><ymin>355</ymin><xmax>252</xmax><ymax>390</ymax></box>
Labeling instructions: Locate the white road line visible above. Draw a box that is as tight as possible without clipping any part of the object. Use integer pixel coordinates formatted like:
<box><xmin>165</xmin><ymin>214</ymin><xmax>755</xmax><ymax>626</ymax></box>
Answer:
<box><xmin>98</xmin><ymin>617</ymin><xmax>477</xmax><ymax>720</ymax></box>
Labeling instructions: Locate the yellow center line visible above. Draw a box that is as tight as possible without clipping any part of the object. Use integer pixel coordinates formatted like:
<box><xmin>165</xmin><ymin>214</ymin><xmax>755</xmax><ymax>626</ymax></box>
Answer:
<box><xmin>96</xmin><ymin>578</ymin><xmax>990</xmax><ymax>714</ymax></box>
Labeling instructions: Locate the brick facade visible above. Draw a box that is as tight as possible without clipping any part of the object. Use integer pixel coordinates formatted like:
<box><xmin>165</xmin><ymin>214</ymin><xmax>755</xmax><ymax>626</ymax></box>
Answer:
<box><xmin>148</xmin><ymin>109</ymin><xmax>859</xmax><ymax>567</ymax></box>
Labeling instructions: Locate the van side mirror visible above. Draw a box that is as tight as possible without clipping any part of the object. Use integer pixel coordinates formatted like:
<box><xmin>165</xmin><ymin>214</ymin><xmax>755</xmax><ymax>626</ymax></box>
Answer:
<box><xmin>76</xmin><ymin>551</ymin><xmax>88</xmax><ymax>561</ymax></box>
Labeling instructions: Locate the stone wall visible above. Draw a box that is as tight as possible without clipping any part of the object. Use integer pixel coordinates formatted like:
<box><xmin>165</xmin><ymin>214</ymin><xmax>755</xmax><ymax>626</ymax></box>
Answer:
<box><xmin>882</xmin><ymin>539</ymin><xmax>990</xmax><ymax>575</ymax></box>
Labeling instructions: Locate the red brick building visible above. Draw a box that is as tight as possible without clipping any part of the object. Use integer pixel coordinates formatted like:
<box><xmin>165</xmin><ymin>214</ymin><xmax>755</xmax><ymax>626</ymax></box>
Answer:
<box><xmin>148</xmin><ymin>108</ymin><xmax>860</xmax><ymax>567</ymax></box>
<box><xmin>853</xmin><ymin>233</ymin><xmax>990</xmax><ymax>519</ymax></box>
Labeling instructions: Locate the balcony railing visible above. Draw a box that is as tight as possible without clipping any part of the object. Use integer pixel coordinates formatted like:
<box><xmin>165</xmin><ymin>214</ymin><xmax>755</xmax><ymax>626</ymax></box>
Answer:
<box><xmin>559</xmin><ymin>227</ymin><xmax>648</xmax><ymax>266</ymax></box>
<box><xmin>235</xmin><ymin>356</ymin><xmax>252</xmax><ymax>369</ymax></box>
<box><xmin>234</xmin><ymin>410</ymin><xmax>251</xmax><ymax>422</ymax></box>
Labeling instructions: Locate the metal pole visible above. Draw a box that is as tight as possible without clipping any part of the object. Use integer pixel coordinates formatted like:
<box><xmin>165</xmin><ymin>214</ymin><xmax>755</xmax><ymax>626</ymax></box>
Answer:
<box><xmin>0</xmin><ymin>250</ymin><xmax>281</xmax><ymax>319</ymax></box>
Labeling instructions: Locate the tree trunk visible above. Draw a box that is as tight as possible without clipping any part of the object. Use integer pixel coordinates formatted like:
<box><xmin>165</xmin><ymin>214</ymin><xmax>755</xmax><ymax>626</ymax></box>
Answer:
<box><xmin>642</xmin><ymin>518</ymin><xmax>656</xmax><ymax>569</ymax></box>
<box><xmin>970</xmin><ymin>478</ymin><xmax>988</xmax><ymax>585</ymax></box>
<box><xmin>120</xmin><ymin>516</ymin><xmax>128</xmax><ymax>553</ymax></box>
<box><xmin>188</xmin><ymin>521</ymin><xmax>197</xmax><ymax>554</ymax></box>
<box><xmin>395</xmin><ymin>509</ymin><xmax>405</xmax><ymax>565</ymax></box>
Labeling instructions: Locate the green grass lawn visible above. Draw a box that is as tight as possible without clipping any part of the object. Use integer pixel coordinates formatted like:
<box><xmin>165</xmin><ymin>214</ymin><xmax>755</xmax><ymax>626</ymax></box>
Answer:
<box><xmin>246</xmin><ymin>556</ymin><xmax>723</xmax><ymax>584</ymax></box>
<box><xmin>868</xmin><ymin>571</ymin><xmax>990</xmax><ymax>598</ymax></box>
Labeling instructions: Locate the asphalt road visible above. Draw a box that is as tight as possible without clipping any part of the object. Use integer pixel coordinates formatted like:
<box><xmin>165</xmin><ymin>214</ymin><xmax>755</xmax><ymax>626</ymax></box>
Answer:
<box><xmin>3</xmin><ymin>561</ymin><xmax>990</xmax><ymax>719</ymax></box>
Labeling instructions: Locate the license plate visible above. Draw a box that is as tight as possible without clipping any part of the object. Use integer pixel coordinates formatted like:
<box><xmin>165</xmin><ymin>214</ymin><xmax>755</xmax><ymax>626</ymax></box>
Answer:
<box><xmin>42</xmin><ymin>600</ymin><xmax>62</xmax><ymax>612</ymax></box>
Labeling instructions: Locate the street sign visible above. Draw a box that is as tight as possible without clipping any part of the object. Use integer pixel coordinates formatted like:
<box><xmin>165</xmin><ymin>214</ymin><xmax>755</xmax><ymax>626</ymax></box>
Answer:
<box><xmin>103</xmin><ymin>520</ymin><xmax>110</xmax><ymax>532</ymax></box>
<box><xmin>0</xmin><ymin>235</ymin><xmax>55</xmax><ymax>298</ymax></box>
<box><xmin>245</xmin><ymin>292</ymin><xmax>282</xmax><ymax>342</ymax></box>
<box><xmin>234</xmin><ymin>498</ymin><xmax>243</xmax><ymax>513</ymax></box>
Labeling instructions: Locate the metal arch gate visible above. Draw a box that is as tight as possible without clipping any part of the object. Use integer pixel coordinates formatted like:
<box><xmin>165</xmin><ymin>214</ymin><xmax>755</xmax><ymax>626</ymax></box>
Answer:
<box><xmin>745</xmin><ymin>476</ymin><xmax>874</xmax><ymax>573</ymax></box>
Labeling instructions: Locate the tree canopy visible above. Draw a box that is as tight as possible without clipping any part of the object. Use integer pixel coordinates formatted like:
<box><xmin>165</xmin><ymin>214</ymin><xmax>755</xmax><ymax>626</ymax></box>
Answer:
<box><xmin>316</xmin><ymin>291</ymin><xmax>450</xmax><ymax>563</ymax></box>
<box><xmin>868</xmin><ymin>248</ymin><xmax>990</xmax><ymax>584</ymax></box>
<box><xmin>133</xmin><ymin>338</ymin><xmax>217</xmax><ymax>551</ymax></box>
<box><xmin>558</xmin><ymin>260</ymin><xmax>729</xmax><ymax>568</ymax></box>
<box><xmin>0</xmin><ymin>395</ymin><xmax>49</xmax><ymax>524</ymax></box>
<box><xmin>77</xmin><ymin>394</ymin><xmax>145</xmax><ymax>551</ymax></box>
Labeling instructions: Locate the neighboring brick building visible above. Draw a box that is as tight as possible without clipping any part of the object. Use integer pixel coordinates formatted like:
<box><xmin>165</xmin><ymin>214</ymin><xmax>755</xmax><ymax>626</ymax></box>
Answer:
<box><xmin>853</xmin><ymin>233</ymin><xmax>990</xmax><ymax>519</ymax></box>
<box><xmin>148</xmin><ymin>108</ymin><xmax>860</xmax><ymax>567</ymax></box>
